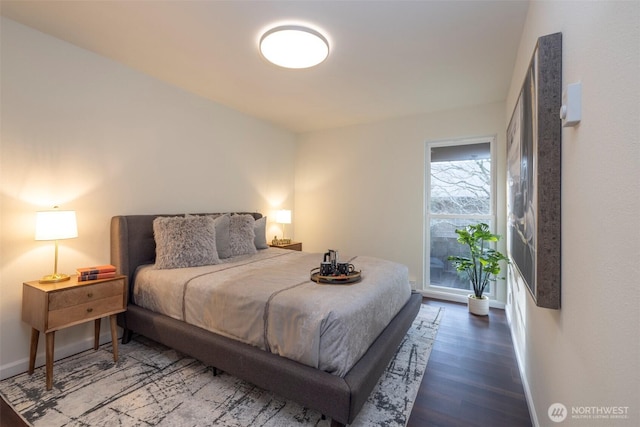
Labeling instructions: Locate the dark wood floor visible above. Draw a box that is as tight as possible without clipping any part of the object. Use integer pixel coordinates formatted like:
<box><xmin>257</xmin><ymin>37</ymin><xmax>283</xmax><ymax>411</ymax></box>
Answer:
<box><xmin>407</xmin><ymin>299</ymin><xmax>532</xmax><ymax>427</ymax></box>
<box><xmin>2</xmin><ymin>299</ymin><xmax>530</xmax><ymax>427</ymax></box>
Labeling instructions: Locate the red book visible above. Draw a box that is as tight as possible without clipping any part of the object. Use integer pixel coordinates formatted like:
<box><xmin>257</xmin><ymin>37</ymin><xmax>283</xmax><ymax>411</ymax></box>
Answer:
<box><xmin>77</xmin><ymin>264</ymin><xmax>116</xmax><ymax>276</ymax></box>
<box><xmin>77</xmin><ymin>272</ymin><xmax>117</xmax><ymax>281</ymax></box>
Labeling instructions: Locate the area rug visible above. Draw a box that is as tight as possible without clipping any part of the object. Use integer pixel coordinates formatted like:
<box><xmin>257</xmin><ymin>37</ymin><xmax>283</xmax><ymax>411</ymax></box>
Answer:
<box><xmin>1</xmin><ymin>304</ymin><xmax>443</xmax><ymax>427</ymax></box>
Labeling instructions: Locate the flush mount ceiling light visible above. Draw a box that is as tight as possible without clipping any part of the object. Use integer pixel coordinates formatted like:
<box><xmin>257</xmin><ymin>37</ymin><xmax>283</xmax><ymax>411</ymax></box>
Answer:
<box><xmin>259</xmin><ymin>25</ymin><xmax>329</xmax><ymax>69</ymax></box>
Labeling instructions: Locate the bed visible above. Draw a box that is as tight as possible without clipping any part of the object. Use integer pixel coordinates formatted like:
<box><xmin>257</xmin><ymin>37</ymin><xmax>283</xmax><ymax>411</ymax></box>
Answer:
<box><xmin>110</xmin><ymin>212</ymin><xmax>422</xmax><ymax>426</ymax></box>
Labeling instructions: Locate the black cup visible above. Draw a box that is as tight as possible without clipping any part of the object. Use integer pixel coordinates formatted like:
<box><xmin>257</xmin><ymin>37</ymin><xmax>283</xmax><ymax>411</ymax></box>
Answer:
<box><xmin>320</xmin><ymin>262</ymin><xmax>334</xmax><ymax>276</ymax></box>
<box><xmin>337</xmin><ymin>262</ymin><xmax>355</xmax><ymax>275</ymax></box>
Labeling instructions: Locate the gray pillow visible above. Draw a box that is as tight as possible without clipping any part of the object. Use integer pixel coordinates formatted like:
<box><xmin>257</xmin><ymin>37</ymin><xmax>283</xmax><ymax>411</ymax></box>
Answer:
<box><xmin>229</xmin><ymin>214</ymin><xmax>257</xmax><ymax>256</ymax></box>
<box><xmin>254</xmin><ymin>216</ymin><xmax>268</xmax><ymax>249</ymax></box>
<box><xmin>153</xmin><ymin>215</ymin><xmax>220</xmax><ymax>269</ymax></box>
<box><xmin>214</xmin><ymin>214</ymin><xmax>232</xmax><ymax>258</ymax></box>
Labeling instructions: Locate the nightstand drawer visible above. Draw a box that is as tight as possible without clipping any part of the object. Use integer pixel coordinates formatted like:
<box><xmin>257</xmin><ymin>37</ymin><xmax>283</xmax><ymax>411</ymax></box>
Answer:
<box><xmin>48</xmin><ymin>294</ymin><xmax>124</xmax><ymax>330</ymax></box>
<box><xmin>49</xmin><ymin>280</ymin><xmax>123</xmax><ymax>310</ymax></box>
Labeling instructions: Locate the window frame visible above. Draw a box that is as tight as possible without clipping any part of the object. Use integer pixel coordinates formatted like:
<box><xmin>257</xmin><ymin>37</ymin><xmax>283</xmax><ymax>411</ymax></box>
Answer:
<box><xmin>424</xmin><ymin>135</ymin><xmax>498</xmax><ymax>298</ymax></box>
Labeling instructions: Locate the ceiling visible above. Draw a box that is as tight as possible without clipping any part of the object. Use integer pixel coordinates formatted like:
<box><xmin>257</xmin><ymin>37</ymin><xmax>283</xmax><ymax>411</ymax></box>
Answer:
<box><xmin>1</xmin><ymin>0</ymin><xmax>530</xmax><ymax>133</ymax></box>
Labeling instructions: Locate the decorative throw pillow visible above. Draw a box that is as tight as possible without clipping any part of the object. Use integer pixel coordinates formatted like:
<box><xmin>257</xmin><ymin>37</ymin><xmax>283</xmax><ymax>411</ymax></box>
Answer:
<box><xmin>229</xmin><ymin>214</ymin><xmax>257</xmax><ymax>256</ymax></box>
<box><xmin>254</xmin><ymin>216</ymin><xmax>268</xmax><ymax>249</ymax></box>
<box><xmin>213</xmin><ymin>214</ymin><xmax>232</xmax><ymax>258</ymax></box>
<box><xmin>153</xmin><ymin>215</ymin><xmax>220</xmax><ymax>269</ymax></box>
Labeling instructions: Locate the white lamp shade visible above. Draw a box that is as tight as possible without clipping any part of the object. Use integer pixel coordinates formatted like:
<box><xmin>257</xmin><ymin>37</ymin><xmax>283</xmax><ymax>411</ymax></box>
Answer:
<box><xmin>35</xmin><ymin>210</ymin><xmax>78</xmax><ymax>241</ymax></box>
<box><xmin>275</xmin><ymin>210</ymin><xmax>292</xmax><ymax>224</ymax></box>
<box><xmin>260</xmin><ymin>25</ymin><xmax>329</xmax><ymax>69</ymax></box>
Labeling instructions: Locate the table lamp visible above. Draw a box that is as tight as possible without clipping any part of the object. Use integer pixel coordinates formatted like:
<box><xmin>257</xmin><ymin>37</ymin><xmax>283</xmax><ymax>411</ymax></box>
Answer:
<box><xmin>275</xmin><ymin>209</ymin><xmax>292</xmax><ymax>241</ymax></box>
<box><xmin>35</xmin><ymin>207</ymin><xmax>78</xmax><ymax>283</ymax></box>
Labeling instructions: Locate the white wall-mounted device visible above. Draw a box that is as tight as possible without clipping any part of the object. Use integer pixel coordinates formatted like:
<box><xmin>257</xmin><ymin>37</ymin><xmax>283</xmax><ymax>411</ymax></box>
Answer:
<box><xmin>559</xmin><ymin>82</ymin><xmax>582</xmax><ymax>127</ymax></box>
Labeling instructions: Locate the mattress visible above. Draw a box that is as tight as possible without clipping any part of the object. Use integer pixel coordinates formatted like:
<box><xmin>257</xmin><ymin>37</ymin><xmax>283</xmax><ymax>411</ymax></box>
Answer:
<box><xmin>133</xmin><ymin>248</ymin><xmax>411</xmax><ymax>376</ymax></box>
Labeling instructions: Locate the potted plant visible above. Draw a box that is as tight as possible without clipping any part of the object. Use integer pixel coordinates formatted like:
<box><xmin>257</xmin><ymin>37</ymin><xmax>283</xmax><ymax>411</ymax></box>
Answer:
<box><xmin>448</xmin><ymin>223</ymin><xmax>509</xmax><ymax>316</ymax></box>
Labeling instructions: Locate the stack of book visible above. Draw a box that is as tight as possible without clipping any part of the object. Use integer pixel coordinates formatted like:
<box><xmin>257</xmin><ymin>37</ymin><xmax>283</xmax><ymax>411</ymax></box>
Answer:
<box><xmin>77</xmin><ymin>264</ymin><xmax>117</xmax><ymax>282</ymax></box>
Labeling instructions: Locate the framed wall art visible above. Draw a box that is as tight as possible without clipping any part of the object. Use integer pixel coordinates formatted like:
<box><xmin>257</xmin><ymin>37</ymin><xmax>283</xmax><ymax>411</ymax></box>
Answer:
<box><xmin>506</xmin><ymin>32</ymin><xmax>562</xmax><ymax>309</ymax></box>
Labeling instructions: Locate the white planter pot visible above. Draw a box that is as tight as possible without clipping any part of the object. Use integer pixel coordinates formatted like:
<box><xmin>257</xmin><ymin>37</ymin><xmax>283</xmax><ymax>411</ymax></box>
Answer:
<box><xmin>468</xmin><ymin>294</ymin><xmax>490</xmax><ymax>316</ymax></box>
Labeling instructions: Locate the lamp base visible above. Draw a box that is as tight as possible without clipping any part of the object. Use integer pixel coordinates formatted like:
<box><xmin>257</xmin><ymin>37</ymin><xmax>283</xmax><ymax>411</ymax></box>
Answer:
<box><xmin>39</xmin><ymin>273</ymin><xmax>71</xmax><ymax>284</ymax></box>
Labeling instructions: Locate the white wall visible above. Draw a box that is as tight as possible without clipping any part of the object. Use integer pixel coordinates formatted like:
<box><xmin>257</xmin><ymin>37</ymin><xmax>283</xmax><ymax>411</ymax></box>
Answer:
<box><xmin>0</xmin><ymin>18</ymin><xmax>296</xmax><ymax>379</ymax></box>
<box><xmin>505</xmin><ymin>2</ymin><xmax>640</xmax><ymax>425</ymax></box>
<box><xmin>295</xmin><ymin>101</ymin><xmax>507</xmax><ymax>299</ymax></box>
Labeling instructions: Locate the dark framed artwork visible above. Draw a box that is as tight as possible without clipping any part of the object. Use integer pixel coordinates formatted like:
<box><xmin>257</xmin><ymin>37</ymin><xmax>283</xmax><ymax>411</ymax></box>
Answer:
<box><xmin>506</xmin><ymin>32</ymin><xmax>562</xmax><ymax>309</ymax></box>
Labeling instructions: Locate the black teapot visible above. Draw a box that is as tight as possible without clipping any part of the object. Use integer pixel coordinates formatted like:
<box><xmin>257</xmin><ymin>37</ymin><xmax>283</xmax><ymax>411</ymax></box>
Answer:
<box><xmin>321</xmin><ymin>249</ymin><xmax>338</xmax><ymax>275</ymax></box>
<box><xmin>323</xmin><ymin>249</ymin><xmax>338</xmax><ymax>266</ymax></box>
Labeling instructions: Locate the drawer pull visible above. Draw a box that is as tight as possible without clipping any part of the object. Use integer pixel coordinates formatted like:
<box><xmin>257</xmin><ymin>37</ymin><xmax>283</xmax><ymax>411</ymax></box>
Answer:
<box><xmin>87</xmin><ymin>308</ymin><xmax>93</xmax><ymax>313</ymax></box>
<box><xmin>87</xmin><ymin>293</ymin><xmax>93</xmax><ymax>298</ymax></box>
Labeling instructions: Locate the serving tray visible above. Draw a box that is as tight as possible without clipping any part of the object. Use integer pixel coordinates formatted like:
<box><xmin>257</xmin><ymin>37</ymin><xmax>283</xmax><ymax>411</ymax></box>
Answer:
<box><xmin>310</xmin><ymin>268</ymin><xmax>362</xmax><ymax>285</ymax></box>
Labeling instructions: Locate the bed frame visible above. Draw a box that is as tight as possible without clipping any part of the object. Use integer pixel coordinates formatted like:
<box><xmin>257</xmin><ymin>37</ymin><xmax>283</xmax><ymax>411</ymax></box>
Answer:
<box><xmin>110</xmin><ymin>213</ymin><xmax>421</xmax><ymax>426</ymax></box>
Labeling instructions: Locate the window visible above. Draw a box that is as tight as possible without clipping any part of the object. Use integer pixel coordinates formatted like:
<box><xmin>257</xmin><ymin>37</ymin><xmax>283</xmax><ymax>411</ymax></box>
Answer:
<box><xmin>425</xmin><ymin>137</ymin><xmax>496</xmax><ymax>295</ymax></box>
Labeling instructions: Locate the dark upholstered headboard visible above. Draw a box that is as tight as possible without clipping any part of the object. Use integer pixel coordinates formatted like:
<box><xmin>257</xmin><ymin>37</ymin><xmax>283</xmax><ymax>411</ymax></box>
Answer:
<box><xmin>110</xmin><ymin>213</ymin><xmax>262</xmax><ymax>300</ymax></box>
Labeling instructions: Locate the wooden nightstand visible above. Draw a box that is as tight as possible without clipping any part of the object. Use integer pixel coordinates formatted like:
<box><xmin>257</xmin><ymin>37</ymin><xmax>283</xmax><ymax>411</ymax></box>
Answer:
<box><xmin>269</xmin><ymin>241</ymin><xmax>302</xmax><ymax>251</ymax></box>
<box><xmin>22</xmin><ymin>275</ymin><xmax>127</xmax><ymax>390</ymax></box>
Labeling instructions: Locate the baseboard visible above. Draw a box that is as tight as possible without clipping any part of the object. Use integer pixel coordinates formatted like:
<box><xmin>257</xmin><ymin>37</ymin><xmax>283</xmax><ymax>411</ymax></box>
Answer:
<box><xmin>417</xmin><ymin>289</ymin><xmax>506</xmax><ymax>309</ymax></box>
<box><xmin>505</xmin><ymin>305</ymin><xmax>539</xmax><ymax>427</ymax></box>
<box><xmin>0</xmin><ymin>331</ymin><xmax>118</xmax><ymax>381</ymax></box>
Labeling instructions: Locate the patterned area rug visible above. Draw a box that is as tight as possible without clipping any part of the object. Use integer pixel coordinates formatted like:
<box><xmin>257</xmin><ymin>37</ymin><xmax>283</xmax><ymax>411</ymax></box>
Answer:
<box><xmin>1</xmin><ymin>304</ymin><xmax>443</xmax><ymax>427</ymax></box>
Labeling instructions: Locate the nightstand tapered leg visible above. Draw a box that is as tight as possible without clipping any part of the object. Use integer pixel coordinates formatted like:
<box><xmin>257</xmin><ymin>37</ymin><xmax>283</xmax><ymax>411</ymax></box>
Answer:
<box><xmin>28</xmin><ymin>328</ymin><xmax>39</xmax><ymax>375</ymax></box>
<box><xmin>94</xmin><ymin>319</ymin><xmax>101</xmax><ymax>350</ymax></box>
<box><xmin>109</xmin><ymin>315</ymin><xmax>119</xmax><ymax>362</ymax></box>
<box><xmin>45</xmin><ymin>332</ymin><xmax>55</xmax><ymax>390</ymax></box>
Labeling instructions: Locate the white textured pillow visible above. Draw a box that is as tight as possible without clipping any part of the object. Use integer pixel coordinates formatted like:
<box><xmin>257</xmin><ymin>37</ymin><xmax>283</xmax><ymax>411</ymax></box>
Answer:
<box><xmin>153</xmin><ymin>215</ymin><xmax>220</xmax><ymax>269</ymax></box>
<box><xmin>229</xmin><ymin>214</ymin><xmax>257</xmax><ymax>256</ymax></box>
<box><xmin>254</xmin><ymin>216</ymin><xmax>268</xmax><ymax>249</ymax></box>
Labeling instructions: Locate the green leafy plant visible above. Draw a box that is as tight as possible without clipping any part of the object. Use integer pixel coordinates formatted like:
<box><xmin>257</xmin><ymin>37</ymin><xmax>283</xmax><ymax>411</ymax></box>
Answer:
<box><xmin>447</xmin><ymin>223</ymin><xmax>510</xmax><ymax>299</ymax></box>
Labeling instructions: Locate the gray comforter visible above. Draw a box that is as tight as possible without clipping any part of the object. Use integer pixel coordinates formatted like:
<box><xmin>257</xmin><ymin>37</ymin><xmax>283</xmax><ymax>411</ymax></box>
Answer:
<box><xmin>133</xmin><ymin>248</ymin><xmax>411</xmax><ymax>376</ymax></box>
